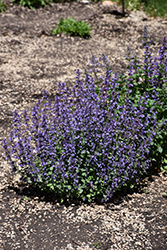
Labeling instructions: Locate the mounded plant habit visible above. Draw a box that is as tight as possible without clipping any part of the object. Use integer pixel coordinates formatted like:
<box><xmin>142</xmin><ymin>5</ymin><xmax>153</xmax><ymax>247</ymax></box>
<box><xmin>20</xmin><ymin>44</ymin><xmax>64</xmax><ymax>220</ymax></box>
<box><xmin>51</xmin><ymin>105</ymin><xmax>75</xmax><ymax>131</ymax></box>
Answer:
<box><xmin>2</xmin><ymin>68</ymin><xmax>157</xmax><ymax>203</ymax></box>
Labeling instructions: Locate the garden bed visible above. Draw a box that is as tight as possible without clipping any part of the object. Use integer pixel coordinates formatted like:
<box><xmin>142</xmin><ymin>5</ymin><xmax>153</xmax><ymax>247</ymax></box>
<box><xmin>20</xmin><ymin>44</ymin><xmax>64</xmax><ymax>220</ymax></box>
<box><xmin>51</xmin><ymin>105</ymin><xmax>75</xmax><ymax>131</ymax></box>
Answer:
<box><xmin>0</xmin><ymin>1</ymin><xmax>167</xmax><ymax>249</ymax></box>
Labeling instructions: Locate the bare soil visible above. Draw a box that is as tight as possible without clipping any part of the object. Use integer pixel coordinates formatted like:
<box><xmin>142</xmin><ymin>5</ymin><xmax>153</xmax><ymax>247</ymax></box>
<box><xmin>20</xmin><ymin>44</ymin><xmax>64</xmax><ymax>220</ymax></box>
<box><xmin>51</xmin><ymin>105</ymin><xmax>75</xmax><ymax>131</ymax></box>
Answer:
<box><xmin>0</xmin><ymin>2</ymin><xmax>167</xmax><ymax>250</ymax></box>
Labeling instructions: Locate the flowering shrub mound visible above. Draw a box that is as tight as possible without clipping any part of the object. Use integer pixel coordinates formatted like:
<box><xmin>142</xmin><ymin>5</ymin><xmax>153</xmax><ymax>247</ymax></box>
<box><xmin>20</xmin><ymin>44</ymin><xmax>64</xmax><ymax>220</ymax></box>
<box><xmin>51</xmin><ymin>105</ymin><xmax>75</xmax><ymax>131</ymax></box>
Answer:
<box><xmin>3</xmin><ymin>76</ymin><xmax>156</xmax><ymax>203</ymax></box>
<box><xmin>2</xmin><ymin>27</ymin><xmax>167</xmax><ymax>203</ymax></box>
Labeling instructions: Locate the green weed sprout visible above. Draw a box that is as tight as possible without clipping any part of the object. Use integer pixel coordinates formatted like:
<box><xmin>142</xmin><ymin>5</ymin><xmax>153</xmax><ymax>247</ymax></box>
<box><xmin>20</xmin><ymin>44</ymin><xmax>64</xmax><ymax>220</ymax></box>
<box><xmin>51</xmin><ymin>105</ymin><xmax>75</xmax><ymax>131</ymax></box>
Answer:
<box><xmin>52</xmin><ymin>17</ymin><xmax>92</xmax><ymax>39</ymax></box>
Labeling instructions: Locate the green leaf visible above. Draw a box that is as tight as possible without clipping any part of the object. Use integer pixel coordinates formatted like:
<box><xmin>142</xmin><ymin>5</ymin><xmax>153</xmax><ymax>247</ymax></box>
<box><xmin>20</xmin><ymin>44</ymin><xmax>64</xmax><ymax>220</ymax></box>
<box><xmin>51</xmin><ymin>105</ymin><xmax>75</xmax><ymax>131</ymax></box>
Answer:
<box><xmin>67</xmin><ymin>185</ymin><xmax>72</xmax><ymax>190</ymax></box>
<box><xmin>78</xmin><ymin>187</ymin><xmax>83</xmax><ymax>194</ymax></box>
<box><xmin>24</xmin><ymin>196</ymin><xmax>30</xmax><ymax>200</ymax></box>
<box><xmin>95</xmin><ymin>86</ymin><xmax>100</xmax><ymax>95</ymax></box>
<box><xmin>163</xmin><ymin>158</ymin><xmax>167</xmax><ymax>164</ymax></box>
<box><xmin>49</xmin><ymin>166</ymin><xmax>54</xmax><ymax>171</ymax></box>
<box><xmin>160</xmin><ymin>166</ymin><xmax>167</xmax><ymax>172</ymax></box>
<box><xmin>86</xmin><ymin>193</ymin><xmax>92</xmax><ymax>200</ymax></box>
<box><xmin>47</xmin><ymin>183</ymin><xmax>54</xmax><ymax>191</ymax></box>
<box><xmin>157</xmin><ymin>145</ymin><xmax>163</xmax><ymax>153</ymax></box>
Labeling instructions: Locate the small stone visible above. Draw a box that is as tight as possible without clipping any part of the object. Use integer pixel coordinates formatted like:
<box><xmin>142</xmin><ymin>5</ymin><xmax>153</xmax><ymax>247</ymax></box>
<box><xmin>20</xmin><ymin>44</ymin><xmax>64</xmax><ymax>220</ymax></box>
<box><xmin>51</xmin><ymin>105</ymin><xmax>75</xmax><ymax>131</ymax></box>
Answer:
<box><xmin>102</xmin><ymin>1</ymin><xmax>115</xmax><ymax>8</ymax></box>
<box><xmin>102</xmin><ymin>1</ymin><xmax>118</xmax><ymax>13</ymax></box>
<box><xmin>79</xmin><ymin>0</ymin><xmax>90</xmax><ymax>3</ymax></box>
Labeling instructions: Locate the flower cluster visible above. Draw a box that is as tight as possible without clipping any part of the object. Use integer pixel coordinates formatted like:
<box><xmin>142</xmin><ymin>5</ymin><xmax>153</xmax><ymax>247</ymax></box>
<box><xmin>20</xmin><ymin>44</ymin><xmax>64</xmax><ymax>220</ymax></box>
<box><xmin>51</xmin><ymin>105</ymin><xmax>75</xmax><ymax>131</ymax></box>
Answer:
<box><xmin>122</xmin><ymin>29</ymin><xmax>167</xmax><ymax>169</ymax></box>
<box><xmin>2</xmin><ymin>71</ymin><xmax>156</xmax><ymax>203</ymax></box>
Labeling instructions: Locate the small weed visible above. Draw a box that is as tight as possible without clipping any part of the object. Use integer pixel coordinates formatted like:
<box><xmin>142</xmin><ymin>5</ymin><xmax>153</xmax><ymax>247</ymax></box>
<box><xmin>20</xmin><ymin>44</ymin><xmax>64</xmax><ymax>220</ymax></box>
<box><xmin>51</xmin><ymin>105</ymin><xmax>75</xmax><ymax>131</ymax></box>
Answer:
<box><xmin>162</xmin><ymin>192</ymin><xmax>167</xmax><ymax>196</ymax></box>
<box><xmin>162</xmin><ymin>190</ymin><xmax>167</xmax><ymax>197</ymax></box>
<box><xmin>24</xmin><ymin>196</ymin><xmax>30</xmax><ymax>200</ymax></box>
<box><xmin>51</xmin><ymin>17</ymin><xmax>92</xmax><ymax>38</ymax></box>
<box><xmin>92</xmin><ymin>241</ymin><xmax>102</xmax><ymax>249</ymax></box>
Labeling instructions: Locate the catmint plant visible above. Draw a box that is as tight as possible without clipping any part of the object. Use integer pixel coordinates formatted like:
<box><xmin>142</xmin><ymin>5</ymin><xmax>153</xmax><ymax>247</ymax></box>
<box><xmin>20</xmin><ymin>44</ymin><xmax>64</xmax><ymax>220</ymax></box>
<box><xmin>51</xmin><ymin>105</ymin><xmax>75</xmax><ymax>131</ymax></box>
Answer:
<box><xmin>3</xmin><ymin>27</ymin><xmax>166</xmax><ymax>203</ymax></box>
<box><xmin>3</xmin><ymin>69</ymin><xmax>156</xmax><ymax>203</ymax></box>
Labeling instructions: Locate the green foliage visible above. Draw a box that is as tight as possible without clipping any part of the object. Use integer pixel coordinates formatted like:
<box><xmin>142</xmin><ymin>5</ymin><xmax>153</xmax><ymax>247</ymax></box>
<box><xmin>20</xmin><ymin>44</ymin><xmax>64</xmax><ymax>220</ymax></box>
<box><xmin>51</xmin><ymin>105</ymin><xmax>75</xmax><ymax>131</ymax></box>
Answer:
<box><xmin>13</xmin><ymin>0</ymin><xmax>51</xmax><ymax>9</ymax></box>
<box><xmin>112</xmin><ymin>0</ymin><xmax>142</xmax><ymax>11</ymax></box>
<box><xmin>142</xmin><ymin>0</ymin><xmax>167</xmax><ymax>18</ymax></box>
<box><xmin>10</xmin><ymin>0</ymin><xmax>167</xmax><ymax>17</ymax></box>
<box><xmin>0</xmin><ymin>0</ymin><xmax>6</xmax><ymax>12</ymax></box>
<box><xmin>51</xmin><ymin>17</ymin><xmax>92</xmax><ymax>38</ymax></box>
<box><xmin>128</xmin><ymin>0</ymin><xmax>141</xmax><ymax>10</ymax></box>
<box><xmin>160</xmin><ymin>155</ymin><xmax>167</xmax><ymax>174</ymax></box>
<box><xmin>112</xmin><ymin>0</ymin><xmax>167</xmax><ymax>17</ymax></box>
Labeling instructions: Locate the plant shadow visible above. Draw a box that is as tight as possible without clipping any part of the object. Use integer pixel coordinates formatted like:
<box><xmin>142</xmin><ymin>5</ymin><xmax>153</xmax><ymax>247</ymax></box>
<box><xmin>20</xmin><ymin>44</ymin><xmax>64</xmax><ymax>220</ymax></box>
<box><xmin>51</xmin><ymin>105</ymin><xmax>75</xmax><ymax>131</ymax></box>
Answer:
<box><xmin>7</xmin><ymin>167</ymin><xmax>160</xmax><ymax>208</ymax></box>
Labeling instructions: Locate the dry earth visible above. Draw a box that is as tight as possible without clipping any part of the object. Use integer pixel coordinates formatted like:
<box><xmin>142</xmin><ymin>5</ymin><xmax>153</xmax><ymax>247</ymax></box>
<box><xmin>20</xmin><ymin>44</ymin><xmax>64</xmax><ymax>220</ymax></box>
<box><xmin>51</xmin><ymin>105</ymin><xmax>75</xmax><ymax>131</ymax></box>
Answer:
<box><xmin>0</xmin><ymin>1</ymin><xmax>167</xmax><ymax>250</ymax></box>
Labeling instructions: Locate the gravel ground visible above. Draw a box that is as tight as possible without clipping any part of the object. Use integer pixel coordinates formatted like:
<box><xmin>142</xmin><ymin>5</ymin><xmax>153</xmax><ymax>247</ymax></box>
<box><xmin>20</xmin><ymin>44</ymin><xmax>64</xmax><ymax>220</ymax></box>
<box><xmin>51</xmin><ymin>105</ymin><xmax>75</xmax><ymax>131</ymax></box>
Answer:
<box><xmin>0</xmin><ymin>1</ymin><xmax>167</xmax><ymax>249</ymax></box>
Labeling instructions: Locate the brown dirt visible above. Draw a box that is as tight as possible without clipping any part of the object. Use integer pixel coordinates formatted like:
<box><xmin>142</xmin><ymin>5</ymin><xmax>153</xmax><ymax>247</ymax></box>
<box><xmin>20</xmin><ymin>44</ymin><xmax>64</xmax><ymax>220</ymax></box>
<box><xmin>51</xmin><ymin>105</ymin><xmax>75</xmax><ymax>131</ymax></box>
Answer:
<box><xmin>0</xmin><ymin>1</ymin><xmax>167</xmax><ymax>250</ymax></box>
